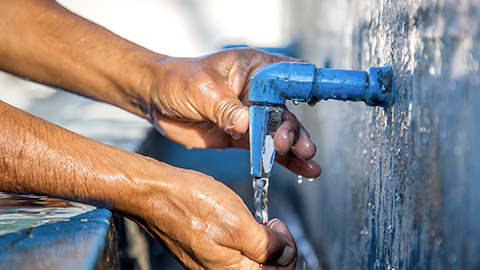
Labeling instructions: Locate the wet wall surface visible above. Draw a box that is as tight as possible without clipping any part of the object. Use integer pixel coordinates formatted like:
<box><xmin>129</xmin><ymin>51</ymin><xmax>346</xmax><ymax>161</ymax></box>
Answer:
<box><xmin>285</xmin><ymin>0</ymin><xmax>480</xmax><ymax>269</ymax></box>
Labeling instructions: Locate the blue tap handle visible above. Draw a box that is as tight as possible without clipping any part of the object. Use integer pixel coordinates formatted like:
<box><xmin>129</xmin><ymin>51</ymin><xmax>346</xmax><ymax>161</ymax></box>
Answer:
<box><xmin>249</xmin><ymin>62</ymin><xmax>395</xmax><ymax>178</ymax></box>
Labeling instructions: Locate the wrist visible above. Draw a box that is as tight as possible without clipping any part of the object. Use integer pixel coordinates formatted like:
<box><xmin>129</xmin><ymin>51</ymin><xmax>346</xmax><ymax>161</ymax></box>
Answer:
<box><xmin>135</xmin><ymin>55</ymin><xmax>178</xmax><ymax>125</ymax></box>
<box><xmin>106</xmin><ymin>154</ymin><xmax>173</xmax><ymax>218</ymax></box>
<box><xmin>113</xmin><ymin>50</ymin><xmax>169</xmax><ymax>120</ymax></box>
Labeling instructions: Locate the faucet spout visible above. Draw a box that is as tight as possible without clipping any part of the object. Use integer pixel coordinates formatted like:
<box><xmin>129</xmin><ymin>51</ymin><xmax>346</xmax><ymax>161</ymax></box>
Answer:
<box><xmin>249</xmin><ymin>105</ymin><xmax>283</xmax><ymax>178</ymax></box>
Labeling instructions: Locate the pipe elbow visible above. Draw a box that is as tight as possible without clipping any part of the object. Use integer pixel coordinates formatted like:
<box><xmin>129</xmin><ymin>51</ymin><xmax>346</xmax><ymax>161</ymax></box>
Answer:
<box><xmin>249</xmin><ymin>62</ymin><xmax>316</xmax><ymax>105</ymax></box>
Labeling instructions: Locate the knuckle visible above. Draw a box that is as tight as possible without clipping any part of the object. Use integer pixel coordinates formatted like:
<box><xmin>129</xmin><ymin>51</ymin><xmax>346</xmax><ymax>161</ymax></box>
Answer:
<box><xmin>214</xmin><ymin>99</ymin><xmax>238</xmax><ymax>128</ymax></box>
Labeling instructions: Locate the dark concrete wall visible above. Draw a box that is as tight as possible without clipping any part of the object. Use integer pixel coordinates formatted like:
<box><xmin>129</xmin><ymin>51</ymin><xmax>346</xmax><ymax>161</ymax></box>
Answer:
<box><xmin>283</xmin><ymin>0</ymin><xmax>480</xmax><ymax>269</ymax></box>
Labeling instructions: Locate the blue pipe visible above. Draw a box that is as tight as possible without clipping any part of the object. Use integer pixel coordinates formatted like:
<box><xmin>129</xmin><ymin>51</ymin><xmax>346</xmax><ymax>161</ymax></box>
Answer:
<box><xmin>249</xmin><ymin>62</ymin><xmax>394</xmax><ymax>106</ymax></box>
<box><xmin>249</xmin><ymin>62</ymin><xmax>395</xmax><ymax>178</ymax></box>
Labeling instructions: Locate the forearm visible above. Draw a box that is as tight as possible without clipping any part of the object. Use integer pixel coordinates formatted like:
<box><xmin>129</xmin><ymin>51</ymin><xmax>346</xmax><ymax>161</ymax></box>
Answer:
<box><xmin>0</xmin><ymin>0</ymin><xmax>164</xmax><ymax>118</ymax></box>
<box><xmin>0</xmin><ymin>100</ymin><xmax>166</xmax><ymax>214</ymax></box>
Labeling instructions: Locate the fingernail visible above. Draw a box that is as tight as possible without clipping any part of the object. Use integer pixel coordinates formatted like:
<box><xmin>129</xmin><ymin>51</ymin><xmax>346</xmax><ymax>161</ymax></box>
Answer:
<box><xmin>288</xmin><ymin>131</ymin><xmax>295</xmax><ymax>145</ymax></box>
<box><xmin>267</xmin><ymin>218</ymin><xmax>280</xmax><ymax>227</ymax></box>
<box><xmin>276</xmin><ymin>245</ymin><xmax>295</xmax><ymax>266</ymax></box>
<box><xmin>231</xmin><ymin>132</ymin><xmax>243</xmax><ymax>140</ymax></box>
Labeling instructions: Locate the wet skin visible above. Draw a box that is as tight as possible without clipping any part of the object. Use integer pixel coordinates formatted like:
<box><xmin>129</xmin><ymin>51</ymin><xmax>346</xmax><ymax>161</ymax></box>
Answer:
<box><xmin>0</xmin><ymin>0</ymin><xmax>321</xmax><ymax>269</ymax></box>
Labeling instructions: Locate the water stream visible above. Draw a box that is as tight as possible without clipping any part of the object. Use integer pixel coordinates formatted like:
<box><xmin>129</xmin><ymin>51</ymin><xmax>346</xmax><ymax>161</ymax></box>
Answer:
<box><xmin>253</xmin><ymin>177</ymin><xmax>269</xmax><ymax>224</ymax></box>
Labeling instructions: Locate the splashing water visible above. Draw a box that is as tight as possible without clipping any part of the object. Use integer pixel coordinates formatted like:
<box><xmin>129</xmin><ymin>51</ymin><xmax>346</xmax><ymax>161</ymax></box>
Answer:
<box><xmin>253</xmin><ymin>177</ymin><xmax>269</xmax><ymax>224</ymax></box>
<box><xmin>0</xmin><ymin>192</ymin><xmax>94</xmax><ymax>236</ymax></box>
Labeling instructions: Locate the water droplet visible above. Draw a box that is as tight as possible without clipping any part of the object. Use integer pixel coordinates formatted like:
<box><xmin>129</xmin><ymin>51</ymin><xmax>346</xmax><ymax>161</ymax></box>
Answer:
<box><xmin>80</xmin><ymin>219</ymin><xmax>88</xmax><ymax>222</ymax></box>
<box><xmin>454</xmin><ymin>144</ymin><xmax>463</xmax><ymax>156</ymax></box>
<box><xmin>406</xmin><ymin>178</ymin><xmax>414</xmax><ymax>185</ymax></box>
<box><xmin>292</xmin><ymin>100</ymin><xmax>299</xmax><ymax>105</ymax></box>
<box><xmin>307</xmin><ymin>177</ymin><xmax>315</xmax><ymax>182</ymax></box>
<box><xmin>362</xmin><ymin>149</ymin><xmax>368</xmax><ymax>156</ymax></box>
<box><xmin>434</xmin><ymin>237</ymin><xmax>443</xmax><ymax>247</ymax></box>
<box><xmin>448</xmin><ymin>254</ymin><xmax>457</xmax><ymax>264</ymax></box>
<box><xmin>297</xmin><ymin>175</ymin><xmax>304</xmax><ymax>184</ymax></box>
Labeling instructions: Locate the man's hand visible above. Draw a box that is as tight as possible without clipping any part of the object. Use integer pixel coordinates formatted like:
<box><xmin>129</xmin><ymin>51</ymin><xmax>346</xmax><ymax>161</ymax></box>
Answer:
<box><xmin>125</xmin><ymin>163</ymin><xmax>298</xmax><ymax>269</ymax></box>
<box><xmin>147</xmin><ymin>48</ymin><xmax>321</xmax><ymax>178</ymax></box>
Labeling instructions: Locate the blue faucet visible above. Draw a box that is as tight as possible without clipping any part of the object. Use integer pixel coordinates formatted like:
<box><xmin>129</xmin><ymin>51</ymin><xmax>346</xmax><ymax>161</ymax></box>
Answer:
<box><xmin>249</xmin><ymin>62</ymin><xmax>395</xmax><ymax>178</ymax></box>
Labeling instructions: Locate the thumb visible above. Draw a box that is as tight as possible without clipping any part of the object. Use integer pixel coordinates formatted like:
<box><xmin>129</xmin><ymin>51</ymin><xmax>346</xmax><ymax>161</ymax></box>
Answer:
<box><xmin>267</xmin><ymin>219</ymin><xmax>297</xmax><ymax>266</ymax></box>
<box><xmin>237</xmin><ymin>218</ymin><xmax>297</xmax><ymax>266</ymax></box>
<box><xmin>211</xmin><ymin>96</ymin><xmax>249</xmax><ymax>136</ymax></box>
